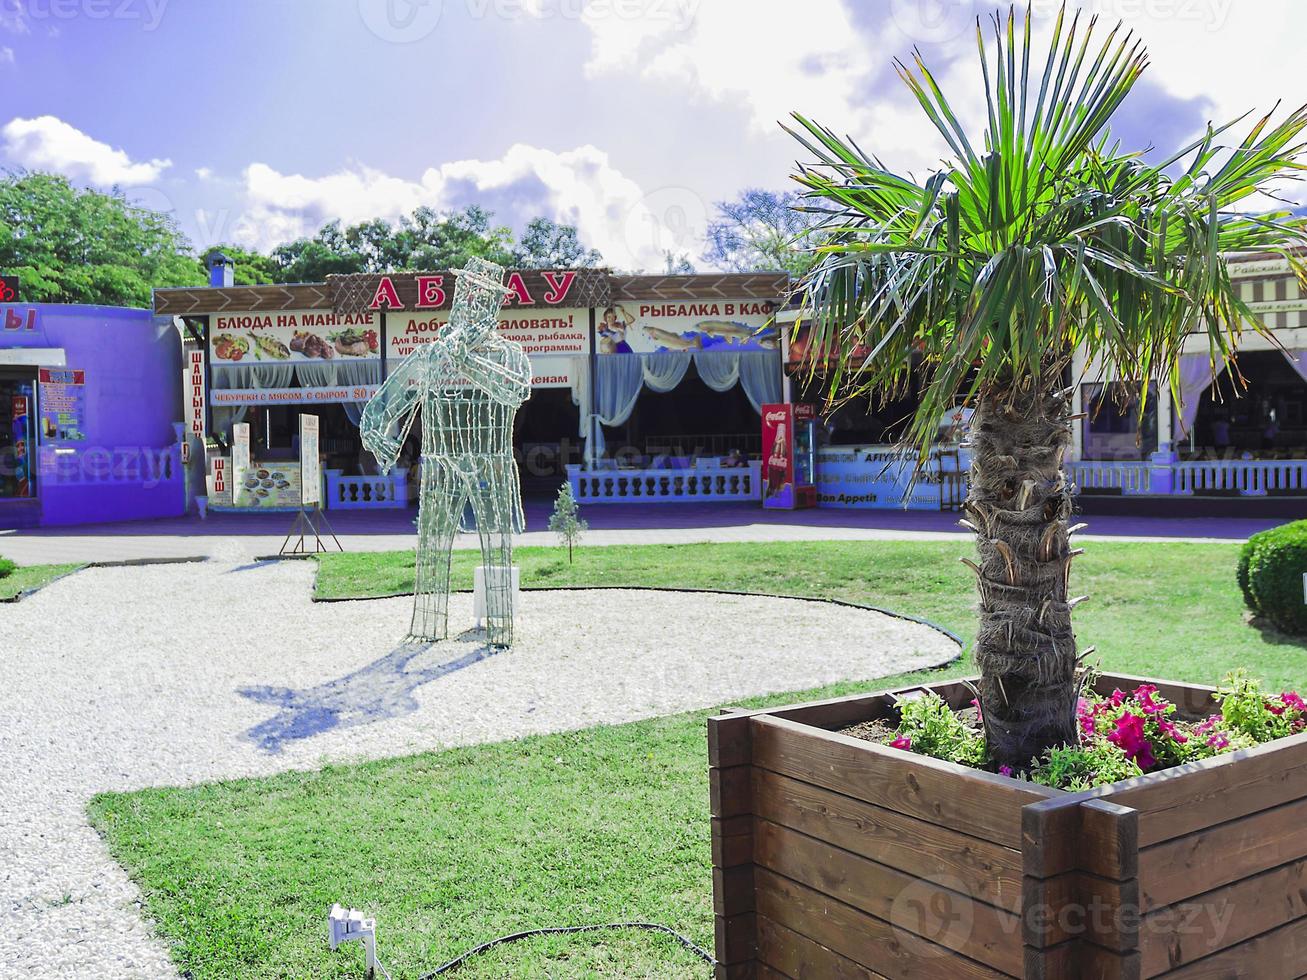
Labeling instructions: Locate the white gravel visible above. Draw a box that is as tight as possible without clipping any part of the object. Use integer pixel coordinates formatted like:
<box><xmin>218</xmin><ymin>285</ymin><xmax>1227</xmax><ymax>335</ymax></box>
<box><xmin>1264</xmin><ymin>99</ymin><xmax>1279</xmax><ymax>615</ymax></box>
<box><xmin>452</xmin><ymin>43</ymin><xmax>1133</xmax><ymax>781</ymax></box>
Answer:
<box><xmin>0</xmin><ymin>559</ymin><xmax>957</xmax><ymax>978</ymax></box>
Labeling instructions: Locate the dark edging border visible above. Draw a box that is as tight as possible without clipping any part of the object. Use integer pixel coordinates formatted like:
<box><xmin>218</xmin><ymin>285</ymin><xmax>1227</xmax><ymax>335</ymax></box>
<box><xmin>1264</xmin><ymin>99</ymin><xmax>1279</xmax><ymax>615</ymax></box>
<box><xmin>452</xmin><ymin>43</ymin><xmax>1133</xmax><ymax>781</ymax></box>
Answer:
<box><xmin>0</xmin><ymin>556</ymin><xmax>210</xmax><ymax>604</ymax></box>
<box><xmin>312</xmin><ymin>579</ymin><xmax>965</xmax><ymax>652</ymax></box>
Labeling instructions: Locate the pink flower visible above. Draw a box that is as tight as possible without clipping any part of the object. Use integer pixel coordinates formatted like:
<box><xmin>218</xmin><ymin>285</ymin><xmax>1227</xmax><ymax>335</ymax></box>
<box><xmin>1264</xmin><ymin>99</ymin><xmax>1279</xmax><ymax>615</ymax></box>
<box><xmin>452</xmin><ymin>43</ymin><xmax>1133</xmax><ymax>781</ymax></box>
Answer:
<box><xmin>1194</xmin><ymin>714</ymin><xmax>1222</xmax><ymax>735</ymax></box>
<box><xmin>1282</xmin><ymin>692</ymin><xmax>1307</xmax><ymax>713</ymax></box>
<box><xmin>1107</xmin><ymin>713</ymin><xmax>1157</xmax><ymax>770</ymax></box>
<box><xmin>1155</xmin><ymin>717</ymin><xmax>1188</xmax><ymax>744</ymax></box>
<box><xmin>1207</xmin><ymin>732</ymin><xmax>1231</xmax><ymax>750</ymax></box>
<box><xmin>1108</xmin><ymin>689</ymin><xmax>1127</xmax><ymax>708</ymax></box>
<box><xmin>971</xmin><ymin>698</ymin><xmax>984</xmax><ymax>723</ymax></box>
<box><xmin>1133</xmin><ymin>684</ymin><xmax>1169</xmax><ymax>715</ymax></box>
<box><xmin>999</xmin><ymin>765</ymin><xmax>1014</xmax><ymax>778</ymax></box>
<box><xmin>1076</xmin><ymin>698</ymin><xmax>1097</xmax><ymax>740</ymax></box>
<box><xmin>1267</xmin><ymin>701</ymin><xmax>1286</xmax><ymax>716</ymax></box>
<box><xmin>889</xmin><ymin>735</ymin><xmax>912</xmax><ymax>751</ymax></box>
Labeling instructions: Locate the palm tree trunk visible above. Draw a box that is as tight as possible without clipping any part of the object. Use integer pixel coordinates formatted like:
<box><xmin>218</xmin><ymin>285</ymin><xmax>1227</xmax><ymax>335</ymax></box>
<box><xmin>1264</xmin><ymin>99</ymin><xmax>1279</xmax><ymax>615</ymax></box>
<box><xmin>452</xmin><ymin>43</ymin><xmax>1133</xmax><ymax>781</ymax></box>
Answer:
<box><xmin>966</xmin><ymin>376</ymin><xmax>1080</xmax><ymax>771</ymax></box>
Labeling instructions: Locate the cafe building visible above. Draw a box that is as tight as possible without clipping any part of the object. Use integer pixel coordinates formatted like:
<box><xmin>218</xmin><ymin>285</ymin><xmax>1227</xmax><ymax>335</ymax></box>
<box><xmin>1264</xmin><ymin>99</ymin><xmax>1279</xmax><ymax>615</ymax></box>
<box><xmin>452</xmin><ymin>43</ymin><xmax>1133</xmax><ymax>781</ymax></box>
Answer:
<box><xmin>0</xmin><ymin>300</ymin><xmax>186</xmax><ymax>529</ymax></box>
<box><xmin>152</xmin><ymin>262</ymin><xmax>789</xmax><ymax>511</ymax></box>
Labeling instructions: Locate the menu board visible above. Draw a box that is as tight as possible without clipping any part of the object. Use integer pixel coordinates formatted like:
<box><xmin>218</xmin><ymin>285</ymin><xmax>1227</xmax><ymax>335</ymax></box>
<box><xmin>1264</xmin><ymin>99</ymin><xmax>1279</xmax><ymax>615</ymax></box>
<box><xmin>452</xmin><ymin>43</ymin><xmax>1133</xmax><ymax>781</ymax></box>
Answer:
<box><xmin>233</xmin><ymin>461</ymin><xmax>303</xmax><ymax>509</ymax></box>
<box><xmin>38</xmin><ymin>368</ymin><xmax>87</xmax><ymax>442</ymax></box>
<box><xmin>300</xmin><ymin>414</ymin><xmax>320</xmax><ymax>507</ymax></box>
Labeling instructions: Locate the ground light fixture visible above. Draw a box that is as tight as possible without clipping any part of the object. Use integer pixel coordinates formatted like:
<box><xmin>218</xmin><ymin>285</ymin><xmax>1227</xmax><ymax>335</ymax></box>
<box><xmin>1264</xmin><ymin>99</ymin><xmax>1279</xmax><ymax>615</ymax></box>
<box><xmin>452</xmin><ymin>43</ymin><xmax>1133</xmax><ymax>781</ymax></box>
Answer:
<box><xmin>327</xmin><ymin>904</ymin><xmax>384</xmax><ymax>979</ymax></box>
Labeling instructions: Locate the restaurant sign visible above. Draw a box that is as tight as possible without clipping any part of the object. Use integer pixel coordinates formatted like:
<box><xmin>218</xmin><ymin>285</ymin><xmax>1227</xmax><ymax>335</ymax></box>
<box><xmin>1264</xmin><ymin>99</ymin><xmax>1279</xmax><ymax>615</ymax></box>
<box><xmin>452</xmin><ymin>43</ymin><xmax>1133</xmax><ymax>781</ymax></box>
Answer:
<box><xmin>330</xmin><ymin>269</ymin><xmax>608</xmax><ymax>314</ymax></box>
<box><xmin>209</xmin><ymin>311</ymin><xmax>380</xmax><ymax>364</ymax></box>
<box><xmin>211</xmin><ymin>384</ymin><xmax>379</xmax><ymax>406</ymax></box>
<box><xmin>597</xmin><ymin>300</ymin><xmax>779</xmax><ymax>354</ymax></box>
<box><xmin>386</xmin><ymin>308</ymin><xmax>588</xmax><ymax>389</ymax></box>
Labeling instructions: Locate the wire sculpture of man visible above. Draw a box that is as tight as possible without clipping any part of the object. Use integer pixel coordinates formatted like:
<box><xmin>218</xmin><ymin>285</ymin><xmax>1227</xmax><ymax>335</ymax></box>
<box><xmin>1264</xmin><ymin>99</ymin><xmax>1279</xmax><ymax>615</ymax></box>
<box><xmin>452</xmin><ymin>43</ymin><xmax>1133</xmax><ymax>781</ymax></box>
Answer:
<box><xmin>361</xmin><ymin>258</ymin><xmax>530</xmax><ymax>647</ymax></box>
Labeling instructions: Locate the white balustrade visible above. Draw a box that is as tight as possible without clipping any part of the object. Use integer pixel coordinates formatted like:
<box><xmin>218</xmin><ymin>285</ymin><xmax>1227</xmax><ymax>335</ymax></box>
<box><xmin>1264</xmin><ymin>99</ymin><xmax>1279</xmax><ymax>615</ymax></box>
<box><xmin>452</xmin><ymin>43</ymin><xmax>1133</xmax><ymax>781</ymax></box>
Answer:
<box><xmin>567</xmin><ymin>462</ymin><xmax>762</xmax><ymax>503</ymax></box>
<box><xmin>1067</xmin><ymin>460</ymin><xmax>1155</xmax><ymax>495</ymax></box>
<box><xmin>1174</xmin><ymin>459</ymin><xmax>1307</xmax><ymax>495</ymax></box>
<box><xmin>325</xmin><ymin>468</ymin><xmax>411</xmax><ymax>509</ymax></box>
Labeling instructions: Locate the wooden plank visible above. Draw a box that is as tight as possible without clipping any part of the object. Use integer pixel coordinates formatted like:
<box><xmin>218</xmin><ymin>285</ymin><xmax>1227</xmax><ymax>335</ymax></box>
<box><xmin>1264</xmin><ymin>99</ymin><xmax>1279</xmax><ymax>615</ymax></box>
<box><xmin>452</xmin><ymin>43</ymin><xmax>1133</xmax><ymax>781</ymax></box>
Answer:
<box><xmin>715</xmin><ymin>912</ymin><xmax>757</xmax><ymax>966</ymax></box>
<box><xmin>1160</xmin><ymin>911</ymin><xmax>1307</xmax><ymax>979</ymax></box>
<box><xmin>1094</xmin><ymin>674</ymin><xmax>1217</xmax><ymax>717</ymax></box>
<box><xmin>714</xmin><ymin>865</ymin><xmax>755</xmax><ymax>916</ymax></box>
<box><xmin>754</xmin><ymin>867</ymin><xmax>1012</xmax><ymax>980</ymax></box>
<box><xmin>1024</xmin><ymin>941</ymin><xmax>1141</xmax><ymax>980</ymax></box>
<box><xmin>1022</xmin><ymin>795</ymin><xmax>1137</xmax><ymax>880</ymax></box>
<box><xmin>753</xmin><ymin>819</ymin><xmax>1023</xmax><ymax>975</ymax></box>
<box><xmin>711</xmin><ymin>766</ymin><xmax>752</xmax><ymax>819</ymax></box>
<box><xmin>1138</xmin><ymin>794</ymin><xmax>1307</xmax><ymax>911</ymax></box>
<box><xmin>1139</xmin><ymin>857</ymin><xmax>1307</xmax><ymax>976</ymax></box>
<box><xmin>712</xmin><ymin>815</ymin><xmax>753</xmax><ymax>869</ymax></box>
<box><xmin>710</xmin><ymin>678</ymin><xmax>979</xmax><ymax>733</ymax></box>
<box><xmin>751</xmin><ymin>715</ymin><xmax>1053</xmax><ymax>850</ymax></box>
<box><xmin>1105</xmin><ymin>734</ymin><xmax>1307</xmax><ymax>847</ymax></box>
<box><xmin>756</xmin><ymin>914</ymin><xmax>891</xmax><ymax>980</ymax></box>
<box><xmin>753</xmin><ymin>768</ymin><xmax>1023</xmax><ymax>914</ymax></box>
<box><xmin>709</xmin><ymin>710</ymin><xmax>754</xmax><ymax>768</ymax></box>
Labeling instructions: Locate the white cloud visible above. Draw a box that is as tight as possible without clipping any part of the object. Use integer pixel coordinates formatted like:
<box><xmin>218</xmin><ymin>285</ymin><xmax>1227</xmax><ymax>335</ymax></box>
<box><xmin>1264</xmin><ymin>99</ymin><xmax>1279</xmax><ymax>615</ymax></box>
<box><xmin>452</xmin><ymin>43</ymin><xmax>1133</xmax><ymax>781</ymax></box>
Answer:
<box><xmin>0</xmin><ymin>45</ymin><xmax>13</xmax><ymax>65</ymax></box>
<box><xmin>0</xmin><ymin>3</ymin><xmax>28</xmax><ymax>34</ymax></box>
<box><xmin>227</xmin><ymin>143</ymin><xmax>690</xmax><ymax>271</ymax></box>
<box><xmin>195</xmin><ymin>166</ymin><xmax>213</xmax><ymax>180</ymax></box>
<box><xmin>1</xmin><ymin>115</ymin><xmax>171</xmax><ymax>185</ymax></box>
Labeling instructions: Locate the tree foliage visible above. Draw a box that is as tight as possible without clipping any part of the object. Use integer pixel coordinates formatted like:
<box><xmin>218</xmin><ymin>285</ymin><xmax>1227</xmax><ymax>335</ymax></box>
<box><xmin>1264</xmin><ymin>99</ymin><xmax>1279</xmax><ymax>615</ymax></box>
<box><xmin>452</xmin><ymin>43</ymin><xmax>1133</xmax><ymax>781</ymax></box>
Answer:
<box><xmin>513</xmin><ymin>216</ymin><xmax>602</xmax><ymax>268</ymax></box>
<box><xmin>791</xmin><ymin>5</ymin><xmax>1307</xmax><ymax>457</ymax></box>
<box><xmin>704</xmin><ymin>188</ymin><xmax>822</xmax><ymax>275</ymax></box>
<box><xmin>0</xmin><ymin>171</ymin><xmax>205</xmax><ymax>306</ymax></box>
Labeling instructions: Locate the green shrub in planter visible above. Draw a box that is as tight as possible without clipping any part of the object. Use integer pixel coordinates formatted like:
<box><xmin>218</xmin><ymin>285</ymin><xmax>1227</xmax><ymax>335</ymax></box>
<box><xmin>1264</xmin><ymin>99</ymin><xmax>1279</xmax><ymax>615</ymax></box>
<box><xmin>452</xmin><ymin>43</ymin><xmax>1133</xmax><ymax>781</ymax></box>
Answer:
<box><xmin>1237</xmin><ymin>529</ymin><xmax>1267</xmax><ymax>611</ymax></box>
<box><xmin>0</xmin><ymin>556</ymin><xmax>15</xmax><ymax>580</ymax></box>
<box><xmin>1245</xmin><ymin>519</ymin><xmax>1307</xmax><ymax>635</ymax></box>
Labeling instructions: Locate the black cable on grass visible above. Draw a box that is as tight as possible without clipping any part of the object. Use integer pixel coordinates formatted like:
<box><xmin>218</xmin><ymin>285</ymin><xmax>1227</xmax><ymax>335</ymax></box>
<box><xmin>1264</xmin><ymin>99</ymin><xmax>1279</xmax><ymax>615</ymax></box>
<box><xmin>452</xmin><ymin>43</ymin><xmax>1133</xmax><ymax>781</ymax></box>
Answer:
<box><xmin>415</xmin><ymin>922</ymin><xmax>716</xmax><ymax>977</ymax></box>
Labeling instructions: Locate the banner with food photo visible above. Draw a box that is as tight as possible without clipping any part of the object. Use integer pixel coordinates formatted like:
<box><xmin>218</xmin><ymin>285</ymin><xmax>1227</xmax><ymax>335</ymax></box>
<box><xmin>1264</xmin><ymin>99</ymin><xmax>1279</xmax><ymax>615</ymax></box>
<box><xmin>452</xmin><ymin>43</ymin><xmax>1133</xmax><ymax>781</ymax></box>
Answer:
<box><xmin>209</xmin><ymin>311</ymin><xmax>381</xmax><ymax>364</ymax></box>
<box><xmin>233</xmin><ymin>462</ymin><xmax>304</xmax><ymax>509</ymax></box>
<box><xmin>595</xmin><ymin>300</ymin><xmax>779</xmax><ymax>354</ymax></box>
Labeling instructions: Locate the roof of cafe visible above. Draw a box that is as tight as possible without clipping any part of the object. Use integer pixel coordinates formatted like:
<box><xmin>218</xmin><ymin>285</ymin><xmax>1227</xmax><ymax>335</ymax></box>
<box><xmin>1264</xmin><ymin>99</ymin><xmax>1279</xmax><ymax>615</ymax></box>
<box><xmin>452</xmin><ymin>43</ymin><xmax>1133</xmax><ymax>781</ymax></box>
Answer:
<box><xmin>152</xmin><ymin>270</ymin><xmax>792</xmax><ymax>317</ymax></box>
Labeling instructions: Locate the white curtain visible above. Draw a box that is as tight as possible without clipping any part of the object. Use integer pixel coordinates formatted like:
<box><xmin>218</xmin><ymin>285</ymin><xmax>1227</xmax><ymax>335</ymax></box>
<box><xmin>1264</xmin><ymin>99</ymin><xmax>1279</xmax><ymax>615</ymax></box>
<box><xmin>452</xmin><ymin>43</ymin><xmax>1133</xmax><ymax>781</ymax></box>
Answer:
<box><xmin>642</xmin><ymin>352</ymin><xmax>692</xmax><ymax>392</ymax></box>
<box><xmin>738</xmin><ymin>351</ymin><xmax>783</xmax><ymax>412</ymax></box>
<box><xmin>1173</xmin><ymin>353</ymin><xmax>1226</xmax><ymax>439</ymax></box>
<box><xmin>211</xmin><ymin>363</ymin><xmax>294</xmax><ymax>390</ymax></box>
<box><xmin>693</xmin><ymin>351</ymin><xmax>741</xmax><ymax>391</ymax></box>
<box><xmin>1283</xmin><ymin>348</ymin><xmax>1307</xmax><ymax>384</ymax></box>
<box><xmin>294</xmin><ymin>361</ymin><xmax>335</xmax><ymax>388</ymax></box>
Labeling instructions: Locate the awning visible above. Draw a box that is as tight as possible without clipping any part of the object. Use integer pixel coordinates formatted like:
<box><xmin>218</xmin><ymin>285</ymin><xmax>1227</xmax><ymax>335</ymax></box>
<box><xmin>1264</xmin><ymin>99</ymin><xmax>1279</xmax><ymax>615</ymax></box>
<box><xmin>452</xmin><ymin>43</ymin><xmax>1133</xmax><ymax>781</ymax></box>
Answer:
<box><xmin>0</xmin><ymin>348</ymin><xmax>66</xmax><ymax>367</ymax></box>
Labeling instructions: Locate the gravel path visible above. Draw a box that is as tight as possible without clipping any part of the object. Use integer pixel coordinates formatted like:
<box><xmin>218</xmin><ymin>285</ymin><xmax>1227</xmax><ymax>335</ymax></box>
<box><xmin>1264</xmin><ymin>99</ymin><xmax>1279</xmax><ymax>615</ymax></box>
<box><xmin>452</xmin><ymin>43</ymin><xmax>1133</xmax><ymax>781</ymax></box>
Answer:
<box><xmin>0</xmin><ymin>560</ymin><xmax>958</xmax><ymax>978</ymax></box>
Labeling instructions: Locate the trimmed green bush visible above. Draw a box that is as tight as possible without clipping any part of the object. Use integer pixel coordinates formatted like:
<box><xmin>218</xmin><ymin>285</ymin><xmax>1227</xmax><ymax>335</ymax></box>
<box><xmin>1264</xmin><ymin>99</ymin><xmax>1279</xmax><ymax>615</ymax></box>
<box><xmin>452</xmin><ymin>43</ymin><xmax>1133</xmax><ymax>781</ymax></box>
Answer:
<box><xmin>1238</xmin><ymin>530</ymin><xmax>1267</xmax><ymax>611</ymax></box>
<box><xmin>1245</xmin><ymin>520</ymin><xmax>1307</xmax><ymax>636</ymax></box>
<box><xmin>0</xmin><ymin>556</ymin><xmax>15</xmax><ymax>580</ymax></box>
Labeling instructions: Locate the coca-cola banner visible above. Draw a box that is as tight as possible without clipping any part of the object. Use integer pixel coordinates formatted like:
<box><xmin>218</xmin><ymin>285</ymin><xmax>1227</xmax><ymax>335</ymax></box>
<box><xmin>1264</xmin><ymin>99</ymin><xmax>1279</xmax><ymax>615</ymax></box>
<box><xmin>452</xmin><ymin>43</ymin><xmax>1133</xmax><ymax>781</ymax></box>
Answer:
<box><xmin>209</xmin><ymin>311</ymin><xmax>381</xmax><ymax>365</ymax></box>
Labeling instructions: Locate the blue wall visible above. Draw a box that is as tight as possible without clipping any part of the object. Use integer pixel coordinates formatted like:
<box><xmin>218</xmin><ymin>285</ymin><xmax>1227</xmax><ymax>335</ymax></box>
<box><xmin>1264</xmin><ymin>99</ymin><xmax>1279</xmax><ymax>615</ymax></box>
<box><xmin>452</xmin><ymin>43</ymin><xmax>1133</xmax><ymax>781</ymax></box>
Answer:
<box><xmin>1</xmin><ymin>304</ymin><xmax>184</xmax><ymax>526</ymax></box>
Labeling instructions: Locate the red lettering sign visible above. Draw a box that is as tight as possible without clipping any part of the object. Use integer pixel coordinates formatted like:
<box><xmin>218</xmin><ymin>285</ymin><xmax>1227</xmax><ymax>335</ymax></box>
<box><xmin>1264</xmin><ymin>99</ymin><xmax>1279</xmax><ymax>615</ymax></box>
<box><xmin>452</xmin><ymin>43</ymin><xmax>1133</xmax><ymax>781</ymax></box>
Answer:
<box><xmin>503</xmin><ymin>272</ymin><xmax>533</xmax><ymax>306</ymax></box>
<box><xmin>368</xmin><ymin>276</ymin><xmax>403</xmax><ymax>310</ymax></box>
<box><xmin>414</xmin><ymin>275</ymin><xmax>446</xmax><ymax>309</ymax></box>
<box><xmin>541</xmin><ymin>271</ymin><xmax>576</xmax><ymax>304</ymax></box>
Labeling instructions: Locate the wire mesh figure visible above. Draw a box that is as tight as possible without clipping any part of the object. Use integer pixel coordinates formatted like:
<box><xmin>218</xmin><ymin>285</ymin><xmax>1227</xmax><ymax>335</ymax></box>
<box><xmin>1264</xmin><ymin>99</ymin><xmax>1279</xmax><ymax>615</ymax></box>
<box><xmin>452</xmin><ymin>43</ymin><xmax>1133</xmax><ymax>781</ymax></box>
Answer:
<box><xmin>361</xmin><ymin>258</ymin><xmax>530</xmax><ymax>646</ymax></box>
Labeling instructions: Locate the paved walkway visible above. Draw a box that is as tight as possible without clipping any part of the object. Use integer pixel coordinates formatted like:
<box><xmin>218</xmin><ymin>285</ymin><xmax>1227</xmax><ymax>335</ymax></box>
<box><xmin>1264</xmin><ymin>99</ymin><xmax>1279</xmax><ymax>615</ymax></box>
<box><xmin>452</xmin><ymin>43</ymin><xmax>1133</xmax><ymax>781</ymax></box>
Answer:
<box><xmin>0</xmin><ymin>499</ymin><xmax>1277</xmax><ymax>565</ymax></box>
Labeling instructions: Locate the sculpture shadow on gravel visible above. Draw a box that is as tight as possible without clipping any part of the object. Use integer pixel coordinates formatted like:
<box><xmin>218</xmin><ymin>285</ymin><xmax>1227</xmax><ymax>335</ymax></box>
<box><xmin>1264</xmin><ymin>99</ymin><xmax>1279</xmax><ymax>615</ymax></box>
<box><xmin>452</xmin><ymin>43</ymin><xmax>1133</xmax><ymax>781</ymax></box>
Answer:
<box><xmin>238</xmin><ymin>637</ymin><xmax>500</xmax><ymax>753</ymax></box>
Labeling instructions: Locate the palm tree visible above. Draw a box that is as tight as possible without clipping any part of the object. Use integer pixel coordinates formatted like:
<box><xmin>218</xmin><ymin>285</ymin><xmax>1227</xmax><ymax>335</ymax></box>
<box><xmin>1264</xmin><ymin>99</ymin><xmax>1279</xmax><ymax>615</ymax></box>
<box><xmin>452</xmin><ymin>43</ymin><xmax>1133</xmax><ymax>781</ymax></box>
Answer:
<box><xmin>789</xmin><ymin>5</ymin><xmax>1307</xmax><ymax>770</ymax></box>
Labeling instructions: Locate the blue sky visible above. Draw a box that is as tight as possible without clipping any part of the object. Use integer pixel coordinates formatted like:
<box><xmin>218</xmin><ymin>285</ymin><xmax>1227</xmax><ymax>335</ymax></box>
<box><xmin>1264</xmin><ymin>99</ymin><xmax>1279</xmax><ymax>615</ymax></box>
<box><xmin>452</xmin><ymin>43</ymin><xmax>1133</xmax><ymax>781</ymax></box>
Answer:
<box><xmin>1</xmin><ymin>0</ymin><xmax>1301</xmax><ymax>271</ymax></box>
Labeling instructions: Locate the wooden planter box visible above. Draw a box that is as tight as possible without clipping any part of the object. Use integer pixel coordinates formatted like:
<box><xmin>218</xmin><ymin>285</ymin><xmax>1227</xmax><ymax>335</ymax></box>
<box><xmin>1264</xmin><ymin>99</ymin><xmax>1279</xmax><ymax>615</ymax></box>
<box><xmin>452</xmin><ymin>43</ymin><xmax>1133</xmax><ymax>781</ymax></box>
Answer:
<box><xmin>708</xmin><ymin>674</ymin><xmax>1307</xmax><ymax>979</ymax></box>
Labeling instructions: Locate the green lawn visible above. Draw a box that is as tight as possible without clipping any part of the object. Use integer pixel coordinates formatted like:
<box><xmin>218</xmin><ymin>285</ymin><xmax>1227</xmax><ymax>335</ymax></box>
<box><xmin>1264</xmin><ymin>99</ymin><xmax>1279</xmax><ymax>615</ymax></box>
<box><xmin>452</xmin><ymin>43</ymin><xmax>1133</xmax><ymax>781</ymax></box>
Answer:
<box><xmin>0</xmin><ymin>562</ymin><xmax>82</xmax><ymax>601</ymax></box>
<box><xmin>89</xmin><ymin>539</ymin><xmax>1307</xmax><ymax>978</ymax></box>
